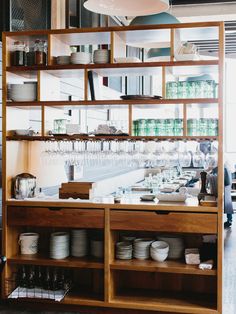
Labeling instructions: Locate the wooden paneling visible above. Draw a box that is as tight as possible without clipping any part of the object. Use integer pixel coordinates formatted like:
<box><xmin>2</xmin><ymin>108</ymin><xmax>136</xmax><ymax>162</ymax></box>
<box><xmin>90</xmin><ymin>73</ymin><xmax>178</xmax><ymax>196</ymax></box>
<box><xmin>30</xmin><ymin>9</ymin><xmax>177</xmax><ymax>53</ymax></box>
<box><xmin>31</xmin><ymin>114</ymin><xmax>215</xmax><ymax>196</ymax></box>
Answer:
<box><xmin>7</xmin><ymin>206</ymin><xmax>104</xmax><ymax>228</ymax></box>
<box><xmin>110</xmin><ymin>210</ymin><xmax>217</xmax><ymax>234</ymax></box>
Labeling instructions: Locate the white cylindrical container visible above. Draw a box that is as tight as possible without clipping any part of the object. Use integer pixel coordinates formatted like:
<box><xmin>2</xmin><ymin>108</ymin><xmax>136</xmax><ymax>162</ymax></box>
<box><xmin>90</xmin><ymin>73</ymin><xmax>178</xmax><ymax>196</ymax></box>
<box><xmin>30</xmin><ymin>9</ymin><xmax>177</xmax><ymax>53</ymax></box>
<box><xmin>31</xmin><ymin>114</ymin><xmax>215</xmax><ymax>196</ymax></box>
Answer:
<box><xmin>19</xmin><ymin>232</ymin><xmax>39</xmax><ymax>255</ymax></box>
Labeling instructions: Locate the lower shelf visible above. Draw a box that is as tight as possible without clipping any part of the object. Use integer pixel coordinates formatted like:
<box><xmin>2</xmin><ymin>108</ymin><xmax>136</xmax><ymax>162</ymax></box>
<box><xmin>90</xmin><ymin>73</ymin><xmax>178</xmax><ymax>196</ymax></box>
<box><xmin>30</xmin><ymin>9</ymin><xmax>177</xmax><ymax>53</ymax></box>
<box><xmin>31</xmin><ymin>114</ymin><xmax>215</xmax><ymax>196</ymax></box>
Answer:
<box><xmin>110</xmin><ymin>289</ymin><xmax>217</xmax><ymax>314</ymax></box>
<box><xmin>8</xmin><ymin>255</ymin><xmax>103</xmax><ymax>269</ymax></box>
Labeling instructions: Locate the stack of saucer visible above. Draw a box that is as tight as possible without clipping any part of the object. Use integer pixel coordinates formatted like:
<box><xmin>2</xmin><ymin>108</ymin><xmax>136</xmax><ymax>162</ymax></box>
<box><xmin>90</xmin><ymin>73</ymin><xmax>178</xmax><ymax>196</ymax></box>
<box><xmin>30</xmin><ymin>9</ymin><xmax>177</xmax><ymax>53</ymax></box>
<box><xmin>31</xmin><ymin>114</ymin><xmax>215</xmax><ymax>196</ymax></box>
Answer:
<box><xmin>91</xmin><ymin>239</ymin><xmax>104</xmax><ymax>258</ymax></box>
<box><xmin>71</xmin><ymin>229</ymin><xmax>88</xmax><ymax>257</ymax></box>
<box><xmin>93</xmin><ymin>49</ymin><xmax>110</xmax><ymax>64</ymax></box>
<box><xmin>157</xmin><ymin>236</ymin><xmax>184</xmax><ymax>259</ymax></box>
<box><xmin>116</xmin><ymin>242</ymin><xmax>133</xmax><ymax>260</ymax></box>
<box><xmin>50</xmin><ymin>232</ymin><xmax>69</xmax><ymax>260</ymax></box>
<box><xmin>133</xmin><ymin>238</ymin><xmax>153</xmax><ymax>260</ymax></box>
<box><xmin>9</xmin><ymin>83</ymin><xmax>37</xmax><ymax>102</ymax></box>
<box><xmin>70</xmin><ymin>52</ymin><xmax>92</xmax><ymax>65</ymax></box>
<box><xmin>56</xmin><ymin>55</ymin><xmax>70</xmax><ymax>65</ymax></box>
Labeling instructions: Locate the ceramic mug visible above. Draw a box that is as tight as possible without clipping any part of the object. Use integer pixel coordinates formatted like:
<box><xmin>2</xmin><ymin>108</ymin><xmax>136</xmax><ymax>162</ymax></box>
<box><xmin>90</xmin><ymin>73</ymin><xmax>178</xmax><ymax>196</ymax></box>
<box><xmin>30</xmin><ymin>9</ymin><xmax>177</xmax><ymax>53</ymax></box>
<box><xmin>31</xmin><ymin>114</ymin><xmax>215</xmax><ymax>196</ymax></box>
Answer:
<box><xmin>19</xmin><ymin>232</ymin><xmax>39</xmax><ymax>255</ymax></box>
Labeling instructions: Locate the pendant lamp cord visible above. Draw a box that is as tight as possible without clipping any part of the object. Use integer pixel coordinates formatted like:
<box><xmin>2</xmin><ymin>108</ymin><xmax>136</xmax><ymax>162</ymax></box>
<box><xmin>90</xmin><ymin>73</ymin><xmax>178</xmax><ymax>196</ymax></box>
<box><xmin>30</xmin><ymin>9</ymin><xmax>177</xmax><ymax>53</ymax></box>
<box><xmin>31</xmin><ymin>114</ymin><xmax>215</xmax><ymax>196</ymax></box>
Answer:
<box><xmin>169</xmin><ymin>0</ymin><xmax>173</xmax><ymax>14</ymax></box>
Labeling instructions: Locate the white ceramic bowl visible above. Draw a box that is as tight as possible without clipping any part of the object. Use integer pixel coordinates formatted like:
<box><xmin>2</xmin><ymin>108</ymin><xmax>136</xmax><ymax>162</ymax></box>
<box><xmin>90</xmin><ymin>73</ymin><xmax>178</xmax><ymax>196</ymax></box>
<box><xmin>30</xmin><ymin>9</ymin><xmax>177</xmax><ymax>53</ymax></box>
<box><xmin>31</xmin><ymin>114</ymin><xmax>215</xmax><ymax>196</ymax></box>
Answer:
<box><xmin>151</xmin><ymin>241</ymin><xmax>169</xmax><ymax>254</ymax></box>
<box><xmin>150</xmin><ymin>251</ymin><xmax>168</xmax><ymax>262</ymax></box>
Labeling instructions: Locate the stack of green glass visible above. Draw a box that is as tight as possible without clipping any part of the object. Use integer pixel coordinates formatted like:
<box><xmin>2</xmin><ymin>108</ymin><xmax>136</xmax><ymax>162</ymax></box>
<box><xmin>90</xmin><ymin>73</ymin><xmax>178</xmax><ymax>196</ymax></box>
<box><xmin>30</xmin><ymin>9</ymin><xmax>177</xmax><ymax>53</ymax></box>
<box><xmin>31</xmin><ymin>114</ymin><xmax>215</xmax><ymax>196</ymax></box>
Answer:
<box><xmin>166</xmin><ymin>80</ymin><xmax>217</xmax><ymax>99</ymax></box>
<box><xmin>187</xmin><ymin>118</ymin><xmax>218</xmax><ymax>136</ymax></box>
<box><xmin>133</xmin><ymin>119</ymin><xmax>183</xmax><ymax>136</ymax></box>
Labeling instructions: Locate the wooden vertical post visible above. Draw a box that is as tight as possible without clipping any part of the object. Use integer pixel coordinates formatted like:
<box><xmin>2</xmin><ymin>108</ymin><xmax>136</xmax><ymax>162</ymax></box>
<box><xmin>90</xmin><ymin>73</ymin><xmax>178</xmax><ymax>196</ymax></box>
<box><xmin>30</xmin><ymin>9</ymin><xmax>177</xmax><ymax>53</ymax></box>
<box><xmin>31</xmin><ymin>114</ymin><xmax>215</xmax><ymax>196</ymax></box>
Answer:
<box><xmin>217</xmin><ymin>21</ymin><xmax>225</xmax><ymax>314</ymax></box>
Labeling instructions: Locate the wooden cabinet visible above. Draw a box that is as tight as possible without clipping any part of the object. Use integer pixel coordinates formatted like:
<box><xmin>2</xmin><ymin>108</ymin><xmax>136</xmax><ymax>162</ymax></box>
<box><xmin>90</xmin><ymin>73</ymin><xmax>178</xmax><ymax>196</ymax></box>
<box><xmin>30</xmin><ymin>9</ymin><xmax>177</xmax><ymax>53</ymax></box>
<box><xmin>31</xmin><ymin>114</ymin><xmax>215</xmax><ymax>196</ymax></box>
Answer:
<box><xmin>2</xmin><ymin>21</ymin><xmax>224</xmax><ymax>314</ymax></box>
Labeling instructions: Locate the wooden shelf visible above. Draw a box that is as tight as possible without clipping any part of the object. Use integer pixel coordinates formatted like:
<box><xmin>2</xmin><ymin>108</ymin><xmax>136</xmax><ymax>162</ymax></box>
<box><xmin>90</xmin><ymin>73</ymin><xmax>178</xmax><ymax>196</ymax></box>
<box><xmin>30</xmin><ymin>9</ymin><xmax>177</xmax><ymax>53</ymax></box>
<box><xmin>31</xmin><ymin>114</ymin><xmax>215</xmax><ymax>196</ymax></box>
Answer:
<box><xmin>6</xmin><ymin>135</ymin><xmax>218</xmax><ymax>141</ymax></box>
<box><xmin>110</xmin><ymin>259</ymin><xmax>216</xmax><ymax>276</ymax></box>
<box><xmin>6</xmin><ymin>98</ymin><xmax>219</xmax><ymax>108</ymax></box>
<box><xmin>6</xmin><ymin>60</ymin><xmax>219</xmax><ymax>73</ymax></box>
<box><xmin>8</xmin><ymin>255</ymin><xmax>103</xmax><ymax>269</ymax></box>
<box><xmin>5</xmin><ymin>199</ymin><xmax>219</xmax><ymax>213</ymax></box>
<box><xmin>110</xmin><ymin>290</ymin><xmax>217</xmax><ymax>314</ymax></box>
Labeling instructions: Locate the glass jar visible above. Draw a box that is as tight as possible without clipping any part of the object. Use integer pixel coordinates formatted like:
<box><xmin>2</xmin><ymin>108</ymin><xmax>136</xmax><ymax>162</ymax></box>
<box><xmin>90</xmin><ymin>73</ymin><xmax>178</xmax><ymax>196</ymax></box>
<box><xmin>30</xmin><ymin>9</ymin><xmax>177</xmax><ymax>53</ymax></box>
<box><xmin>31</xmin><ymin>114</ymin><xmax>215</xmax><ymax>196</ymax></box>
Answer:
<box><xmin>155</xmin><ymin>119</ymin><xmax>165</xmax><ymax>136</ymax></box>
<box><xmin>53</xmin><ymin>119</ymin><xmax>68</xmax><ymax>134</ymax></box>
<box><xmin>146</xmin><ymin>119</ymin><xmax>156</xmax><ymax>136</ymax></box>
<box><xmin>137</xmin><ymin>119</ymin><xmax>146</xmax><ymax>136</ymax></box>
<box><xmin>199</xmin><ymin>118</ymin><xmax>208</xmax><ymax>136</ymax></box>
<box><xmin>187</xmin><ymin>119</ymin><xmax>199</xmax><ymax>136</ymax></box>
<box><xmin>34</xmin><ymin>39</ymin><xmax>47</xmax><ymax>65</ymax></box>
<box><xmin>208</xmin><ymin>118</ymin><xmax>218</xmax><ymax>136</ymax></box>
<box><xmin>165</xmin><ymin>119</ymin><xmax>174</xmax><ymax>136</ymax></box>
<box><xmin>174</xmin><ymin>119</ymin><xmax>183</xmax><ymax>136</ymax></box>
<box><xmin>166</xmin><ymin>82</ymin><xmax>178</xmax><ymax>99</ymax></box>
<box><xmin>12</xmin><ymin>41</ymin><xmax>27</xmax><ymax>66</ymax></box>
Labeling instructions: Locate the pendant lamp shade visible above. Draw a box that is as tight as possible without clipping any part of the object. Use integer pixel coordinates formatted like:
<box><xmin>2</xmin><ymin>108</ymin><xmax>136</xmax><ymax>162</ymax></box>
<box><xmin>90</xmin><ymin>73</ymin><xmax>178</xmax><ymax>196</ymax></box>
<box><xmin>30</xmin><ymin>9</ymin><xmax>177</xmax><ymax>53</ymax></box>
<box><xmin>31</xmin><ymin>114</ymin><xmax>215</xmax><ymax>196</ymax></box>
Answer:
<box><xmin>129</xmin><ymin>12</ymin><xmax>180</xmax><ymax>49</ymax></box>
<box><xmin>83</xmin><ymin>0</ymin><xmax>169</xmax><ymax>17</ymax></box>
<box><xmin>130</xmin><ymin>12</ymin><xmax>180</xmax><ymax>26</ymax></box>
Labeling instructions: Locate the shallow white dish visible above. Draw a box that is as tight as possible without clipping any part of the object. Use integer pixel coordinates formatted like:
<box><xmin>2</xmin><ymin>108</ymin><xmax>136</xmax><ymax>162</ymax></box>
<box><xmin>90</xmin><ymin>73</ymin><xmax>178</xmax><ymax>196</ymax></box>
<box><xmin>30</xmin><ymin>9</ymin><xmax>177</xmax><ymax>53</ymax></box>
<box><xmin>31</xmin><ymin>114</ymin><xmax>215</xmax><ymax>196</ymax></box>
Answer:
<box><xmin>156</xmin><ymin>193</ymin><xmax>188</xmax><ymax>202</ymax></box>
<box><xmin>175</xmin><ymin>53</ymin><xmax>200</xmax><ymax>61</ymax></box>
<box><xmin>114</xmin><ymin>57</ymin><xmax>141</xmax><ymax>63</ymax></box>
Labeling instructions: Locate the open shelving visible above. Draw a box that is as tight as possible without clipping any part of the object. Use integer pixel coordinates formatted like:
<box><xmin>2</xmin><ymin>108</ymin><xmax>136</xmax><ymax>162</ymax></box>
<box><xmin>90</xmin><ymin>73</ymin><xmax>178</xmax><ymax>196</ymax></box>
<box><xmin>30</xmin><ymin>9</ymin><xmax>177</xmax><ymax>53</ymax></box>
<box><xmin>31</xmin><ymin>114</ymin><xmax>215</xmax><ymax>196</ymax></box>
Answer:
<box><xmin>2</xmin><ymin>21</ymin><xmax>224</xmax><ymax>314</ymax></box>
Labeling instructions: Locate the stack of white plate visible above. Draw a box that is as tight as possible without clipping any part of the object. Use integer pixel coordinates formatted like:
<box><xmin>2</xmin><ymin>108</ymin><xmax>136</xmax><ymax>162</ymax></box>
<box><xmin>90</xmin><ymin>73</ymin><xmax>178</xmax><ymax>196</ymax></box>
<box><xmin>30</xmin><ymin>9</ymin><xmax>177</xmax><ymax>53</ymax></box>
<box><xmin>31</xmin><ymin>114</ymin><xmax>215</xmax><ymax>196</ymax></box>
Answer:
<box><xmin>91</xmin><ymin>239</ymin><xmax>104</xmax><ymax>258</ymax></box>
<box><xmin>150</xmin><ymin>241</ymin><xmax>169</xmax><ymax>262</ymax></box>
<box><xmin>50</xmin><ymin>232</ymin><xmax>70</xmax><ymax>260</ymax></box>
<box><xmin>116</xmin><ymin>242</ymin><xmax>133</xmax><ymax>260</ymax></box>
<box><xmin>133</xmin><ymin>238</ymin><xmax>153</xmax><ymax>260</ymax></box>
<box><xmin>93</xmin><ymin>49</ymin><xmax>110</xmax><ymax>64</ymax></box>
<box><xmin>9</xmin><ymin>83</ymin><xmax>37</xmax><ymax>102</ymax></box>
<box><xmin>71</xmin><ymin>229</ymin><xmax>88</xmax><ymax>257</ymax></box>
<box><xmin>70</xmin><ymin>52</ymin><xmax>92</xmax><ymax>65</ymax></box>
<box><xmin>56</xmin><ymin>55</ymin><xmax>70</xmax><ymax>65</ymax></box>
<box><xmin>157</xmin><ymin>236</ymin><xmax>184</xmax><ymax>260</ymax></box>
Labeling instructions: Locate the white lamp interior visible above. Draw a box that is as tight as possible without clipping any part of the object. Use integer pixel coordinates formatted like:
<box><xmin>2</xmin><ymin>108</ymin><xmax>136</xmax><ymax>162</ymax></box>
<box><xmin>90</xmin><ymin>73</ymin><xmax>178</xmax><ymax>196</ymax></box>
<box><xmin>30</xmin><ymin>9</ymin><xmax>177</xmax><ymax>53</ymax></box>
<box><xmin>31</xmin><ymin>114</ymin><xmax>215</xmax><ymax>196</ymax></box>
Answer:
<box><xmin>84</xmin><ymin>0</ymin><xmax>169</xmax><ymax>16</ymax></box>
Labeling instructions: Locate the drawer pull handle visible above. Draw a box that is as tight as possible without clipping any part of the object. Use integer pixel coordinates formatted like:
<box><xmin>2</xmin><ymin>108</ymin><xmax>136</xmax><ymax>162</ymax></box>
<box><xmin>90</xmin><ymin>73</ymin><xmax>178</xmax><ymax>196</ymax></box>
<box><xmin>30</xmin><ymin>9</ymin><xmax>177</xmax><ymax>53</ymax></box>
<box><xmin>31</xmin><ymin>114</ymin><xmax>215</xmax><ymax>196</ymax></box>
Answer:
<box><xmin>49</xmin><ymin>207</ymin><xmax>62</xmax><ymax>211</ymax></box>
<box><xmin>155</xmin><ymin>211</ymin><xmax>170</xmax><ymax>215</ymax></box>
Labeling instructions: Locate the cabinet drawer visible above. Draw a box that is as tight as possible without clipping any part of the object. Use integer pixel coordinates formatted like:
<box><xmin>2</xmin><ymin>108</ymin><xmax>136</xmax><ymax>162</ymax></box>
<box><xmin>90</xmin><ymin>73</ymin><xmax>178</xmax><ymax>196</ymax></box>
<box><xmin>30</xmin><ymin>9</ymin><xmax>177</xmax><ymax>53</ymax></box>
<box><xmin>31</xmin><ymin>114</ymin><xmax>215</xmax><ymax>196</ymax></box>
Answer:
<box><xmin>7</xmin><ymin>206</ymin><xmax>104</xmax><ymax>228</ymax></box>
<box><xmin>110</xmin><ymin>210</ymin><xmax>217</xmax><ymax>234</ymax></box>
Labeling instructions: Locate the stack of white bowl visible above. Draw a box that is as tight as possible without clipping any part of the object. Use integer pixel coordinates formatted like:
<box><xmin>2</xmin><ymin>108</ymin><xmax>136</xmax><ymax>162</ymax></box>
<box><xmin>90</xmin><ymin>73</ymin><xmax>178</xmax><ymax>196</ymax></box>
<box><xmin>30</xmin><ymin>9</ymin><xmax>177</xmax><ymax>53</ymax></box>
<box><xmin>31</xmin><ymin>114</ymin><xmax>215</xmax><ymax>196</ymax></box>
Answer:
<box><xmin>116</xmin><ymin>242</ymin><xmax>133</xmax><ymax>260</ymax></box>
<box><xmin>9</xmin><ymin>83</ymin><xmax>37</xmax><ymax>102</ymax></box>
<box><xmin>91</xmin><ymin>239</ymin><xmax>104</xmax><ymax>258</ymax></box>
<box><xmin>71</xmin><ymin>229</ymin><xmax>88</xmax><ymax>257</ymax></box>
<box><xmin>93</xmin><ymin>49</ymin><xmax>110</xmax><ymax>64</ymax></box>
<box><xmin>56</xmin><ymin>55</ymin><xmax>70</xmax><ymax>65</ymax></box>
<box><xmin>157</xmin><ymin>236</ymin><xmax>184</xmax><ymax>259</ymax></box>
<box><xmin>133</xmin><ymin>238</ymin><xmax>153</xmax><ymax>260</ymax></box>
<box><xmin>50</xmin><ymin>232</ymin><xmax>70</xmax><ymax>260</ymax></box>
<box><xmin>150</xmin><ymin>241</ymin><xmax>169</xmax><ymax>262</ymax></box>
<box><xmin>70</xmin><ymin>52</ymin><xmax>92</xmax><ymax>65</ymax></box>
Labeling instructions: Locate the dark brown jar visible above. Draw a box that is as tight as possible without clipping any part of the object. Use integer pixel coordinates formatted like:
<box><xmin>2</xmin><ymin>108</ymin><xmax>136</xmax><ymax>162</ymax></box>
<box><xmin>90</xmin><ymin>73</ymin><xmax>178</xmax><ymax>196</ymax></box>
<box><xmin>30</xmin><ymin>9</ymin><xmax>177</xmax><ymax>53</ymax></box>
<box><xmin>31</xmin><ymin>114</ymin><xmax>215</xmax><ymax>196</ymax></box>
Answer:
<box><xmin>12</xmin><ymin>41</ymin><xmax>27</xmax><ymax>66</ymax></box>
<box><xmin>34</xmin><ymin>39</ymin><xmax>47</xmax><ymax>65</ymax></box>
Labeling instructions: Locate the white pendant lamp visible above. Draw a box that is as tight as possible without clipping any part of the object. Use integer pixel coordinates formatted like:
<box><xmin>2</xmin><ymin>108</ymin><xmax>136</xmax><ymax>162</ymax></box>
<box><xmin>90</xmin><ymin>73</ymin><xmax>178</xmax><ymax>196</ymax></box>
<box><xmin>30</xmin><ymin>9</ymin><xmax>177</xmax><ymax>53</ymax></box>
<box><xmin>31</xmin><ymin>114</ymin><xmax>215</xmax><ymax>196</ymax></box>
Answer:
<box><xmin>83</xmin><ymin>0</ymin><xmax>169</xmax><ymax>17</ymax></box>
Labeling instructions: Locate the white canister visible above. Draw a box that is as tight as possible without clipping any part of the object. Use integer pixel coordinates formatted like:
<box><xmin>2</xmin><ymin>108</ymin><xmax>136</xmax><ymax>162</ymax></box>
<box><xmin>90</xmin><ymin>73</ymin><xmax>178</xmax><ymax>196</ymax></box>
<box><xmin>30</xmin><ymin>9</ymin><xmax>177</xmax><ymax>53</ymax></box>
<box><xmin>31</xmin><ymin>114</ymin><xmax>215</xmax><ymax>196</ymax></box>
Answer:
<box><xmin>19</xmin><ymin>233</ymin><xmax>39</xmax><ymax>255</ymax></box>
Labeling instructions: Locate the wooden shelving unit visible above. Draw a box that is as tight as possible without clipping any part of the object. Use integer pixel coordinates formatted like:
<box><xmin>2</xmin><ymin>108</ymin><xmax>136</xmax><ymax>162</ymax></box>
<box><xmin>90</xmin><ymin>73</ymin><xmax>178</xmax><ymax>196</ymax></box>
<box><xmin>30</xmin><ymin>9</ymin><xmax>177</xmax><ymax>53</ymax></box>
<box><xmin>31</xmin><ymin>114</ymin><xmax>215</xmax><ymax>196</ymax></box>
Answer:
<box><xmin>2</xmin><ymin>21</ymin><xmax>224</xmax><ymax>314</ymax></box>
